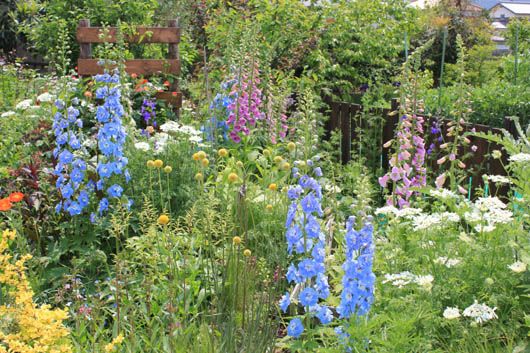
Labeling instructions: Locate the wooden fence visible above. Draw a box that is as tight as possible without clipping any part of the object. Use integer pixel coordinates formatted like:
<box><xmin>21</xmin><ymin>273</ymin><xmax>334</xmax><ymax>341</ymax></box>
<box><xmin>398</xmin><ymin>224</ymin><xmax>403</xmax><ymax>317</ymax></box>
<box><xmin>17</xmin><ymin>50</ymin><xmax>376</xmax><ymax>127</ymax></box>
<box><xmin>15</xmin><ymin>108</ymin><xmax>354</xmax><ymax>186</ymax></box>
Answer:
<box><xmin>76</xmin><ymin>19</ymin><xmax>182</xmax><ymax>110</ymax></box>
<box><xmin>325</xmin><ymin>99</ymin><xmax>516</xmax><ymax>197</ymax></box>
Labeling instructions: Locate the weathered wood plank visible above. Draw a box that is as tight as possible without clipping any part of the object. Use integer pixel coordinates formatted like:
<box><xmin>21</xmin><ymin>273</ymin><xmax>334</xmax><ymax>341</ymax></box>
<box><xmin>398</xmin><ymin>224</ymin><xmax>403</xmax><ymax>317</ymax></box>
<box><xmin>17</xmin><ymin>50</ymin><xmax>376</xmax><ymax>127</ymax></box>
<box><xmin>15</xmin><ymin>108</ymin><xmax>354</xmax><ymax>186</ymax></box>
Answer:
<box><xmin>77</xmin><ymin>59</ymin><xmax>180</xmax><ymax>76</ymax></box>
<box><xmin>155</xmin><ymin>91</ymin><xmax>182</xmax><ymax>108</ymax></box>
<box><xmin>77</xmin><ymin>27</ymin><xmax>181</xmax><ymax>44</ymax></box>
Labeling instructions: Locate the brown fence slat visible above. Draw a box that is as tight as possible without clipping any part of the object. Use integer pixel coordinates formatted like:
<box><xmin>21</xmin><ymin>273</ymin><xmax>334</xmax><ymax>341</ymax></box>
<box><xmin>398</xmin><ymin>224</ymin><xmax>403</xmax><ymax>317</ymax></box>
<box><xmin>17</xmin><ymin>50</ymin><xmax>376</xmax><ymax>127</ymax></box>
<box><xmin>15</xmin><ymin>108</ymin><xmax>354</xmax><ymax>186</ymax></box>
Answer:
<box><xmin>77</xmin><ymin>59</ymin><xmax>180</xmax><ymax>76</ymax></box>
<box><xmin>154</xmin><ymin>91</ymin><xmax>182</xmax><ymax>108</ymax></box>
<box><xmin>340</xmin><ymin>102</ymin><xmax>352</xmax><ymax>164</ymax></box>
<box><xmin>77</xmin><ymin>27</ymin><xmax>181</xmax><ymax>44</ymax></box>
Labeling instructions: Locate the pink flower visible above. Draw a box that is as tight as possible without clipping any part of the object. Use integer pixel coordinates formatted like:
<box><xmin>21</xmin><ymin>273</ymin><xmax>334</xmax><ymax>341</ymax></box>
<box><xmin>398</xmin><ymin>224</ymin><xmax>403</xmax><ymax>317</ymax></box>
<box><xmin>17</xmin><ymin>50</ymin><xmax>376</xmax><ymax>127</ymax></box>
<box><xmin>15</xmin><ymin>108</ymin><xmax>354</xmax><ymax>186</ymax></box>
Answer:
<box><xmin>378</xmin><ymin>175</ymin><xmax>390</xmax><ymax>188</ymax></box>
<box><xmin>435</xmin><ymin>173</ymin><xmax>446</xmax><ymax>189</ymax></box>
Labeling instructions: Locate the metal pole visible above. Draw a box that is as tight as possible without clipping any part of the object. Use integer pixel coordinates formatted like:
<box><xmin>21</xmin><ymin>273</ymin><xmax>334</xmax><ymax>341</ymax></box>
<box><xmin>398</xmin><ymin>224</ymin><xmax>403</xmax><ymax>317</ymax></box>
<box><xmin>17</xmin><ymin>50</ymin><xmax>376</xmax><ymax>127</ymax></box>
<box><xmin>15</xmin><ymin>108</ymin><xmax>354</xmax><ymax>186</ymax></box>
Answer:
<box><xmin>438</xmin><ymin>26</ymin><xmax>448</xmax><ymax>111</ymax></box>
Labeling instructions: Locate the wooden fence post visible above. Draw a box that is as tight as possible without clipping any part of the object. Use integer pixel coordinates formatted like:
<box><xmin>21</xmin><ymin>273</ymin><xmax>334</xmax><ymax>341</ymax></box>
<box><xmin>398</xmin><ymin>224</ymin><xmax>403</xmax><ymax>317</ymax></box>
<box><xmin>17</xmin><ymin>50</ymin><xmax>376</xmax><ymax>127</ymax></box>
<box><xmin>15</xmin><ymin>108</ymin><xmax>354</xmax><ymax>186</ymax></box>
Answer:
<box><xmin>381</xmin><ymin>98</ymin><xmax>399</xmax><ymax>170</ymax></box>
<box><xmin>79</xmin><ymin>19</ymin><xmax>92</xmax><ymax>60</ymax></box>
<box><xmin>340</xmin><ymin>102</ymin><xmax>352</xmax><ymax>164</ymax></box>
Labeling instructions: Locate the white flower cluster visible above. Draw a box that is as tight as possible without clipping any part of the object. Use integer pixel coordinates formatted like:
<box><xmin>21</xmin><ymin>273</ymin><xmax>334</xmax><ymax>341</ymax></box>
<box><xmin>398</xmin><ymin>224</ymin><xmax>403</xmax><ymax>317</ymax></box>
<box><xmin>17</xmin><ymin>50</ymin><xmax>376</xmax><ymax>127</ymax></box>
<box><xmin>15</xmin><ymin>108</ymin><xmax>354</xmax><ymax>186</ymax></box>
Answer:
<box><xmin>134</xmin><ymin>142</ymin><xmax>150</xmax><ymax>152</ymax></box>
<box><xmin>429</xmin><ymin>188</ymin><xmax>459</xmax><ymax>200</ymax></box>
<box><xmin>383</xmin><ymin>271</ymin><xmax>433</xmax><ymax>290</ymax></box>
<box><xmin>508</xmin><ymin>261</ymin><xmax>527</xmax><ymax>273</ymax></box>
<box><xmin>484</xmin><ymin>175</ymin><xmax>511</xmax><ymax>184</ymax></box>
<box><xmin>15</xmin><ymin>99</ymin><xmax>35</xmax><ymax>110</ymax></box>
<box><xmin>37</xmin><ymin>92</ymin><xmax>54</xmax><ymax>103</ymax></box>
<box><xmin>153</xmin><ymin>132</ymin><xmax>171</xmax><ymax>155</ymax></box>
<box><xmin>509</xmin><ymin>153</ymin><xmax>530</xmax><ymax>163</ymax></box>
<box><xmin>160</xmin><ymin>121</ymin><xmax>203</xmax><ymax>144</ymax></box>
<box><xmin>464</xmin><ymin>197</ymin><xmax>513</xmax><ymax>233</ymax></box>
<box><xmin>375</xmin><ymin>206</ymin><xmax>423</xmax><ymax>218</ymax></box>
<box><xmin>1</xmin><ymin>111</ymin><xmax>15</xmax><ymax>118</ymax></box>
<box><xmin>462</xmin><ymin>301</ymin><xmax>497</xmax><ymax>324</ymax></box>
<box><xmin>434</xmin><ymin>256</ymin><xmax>461</xmax><ymax>268</ymax></box>
<box><xmin>412</xmin><ymin>212</ymin><xmax>459</xmax><ymax>231</ymax></box>
<box><xmin>443</xmin><ymin>307</ymin><xmax>461</xmax><ymax>320</ymax></box>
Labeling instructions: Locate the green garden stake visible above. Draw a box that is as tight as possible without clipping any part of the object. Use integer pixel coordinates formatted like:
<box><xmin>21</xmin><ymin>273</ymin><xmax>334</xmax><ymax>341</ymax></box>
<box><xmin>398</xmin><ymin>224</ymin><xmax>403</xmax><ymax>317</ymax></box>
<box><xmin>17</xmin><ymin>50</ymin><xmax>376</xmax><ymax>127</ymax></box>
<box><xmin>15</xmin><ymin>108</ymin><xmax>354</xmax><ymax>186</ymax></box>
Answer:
<box><xmin>484</xmin><ymin>183</ymin><xmax>489</xmax><ymax>197</ymax></box>
<box><xmin>468</xmin><ymin>176</ymin><xmax>472</xmax><ymax>200</ymax></box>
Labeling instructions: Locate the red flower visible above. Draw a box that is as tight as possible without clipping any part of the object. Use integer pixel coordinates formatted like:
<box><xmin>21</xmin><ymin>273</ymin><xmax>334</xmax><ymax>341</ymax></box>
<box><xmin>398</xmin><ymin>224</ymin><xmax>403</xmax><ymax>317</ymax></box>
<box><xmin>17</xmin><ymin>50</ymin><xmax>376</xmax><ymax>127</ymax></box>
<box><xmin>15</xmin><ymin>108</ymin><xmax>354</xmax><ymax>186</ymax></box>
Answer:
<box><xmin>171</xmin><ymin>92</ymin><xmax>178</xmax><ymax>97</ymax></box>
<box><xmin>0</xmin><ymin>198</ymin><xmax>12</xmax><ymax>211</ymax></box>
<box><xmin>8</xmin><ymin>192</ymin><xmax>24</xmax><ymax>203</ymax></box>
<box><xmin>163</xmin><ymin>80</ymin><xmax>170</xmax><ymax>87</ymax></box>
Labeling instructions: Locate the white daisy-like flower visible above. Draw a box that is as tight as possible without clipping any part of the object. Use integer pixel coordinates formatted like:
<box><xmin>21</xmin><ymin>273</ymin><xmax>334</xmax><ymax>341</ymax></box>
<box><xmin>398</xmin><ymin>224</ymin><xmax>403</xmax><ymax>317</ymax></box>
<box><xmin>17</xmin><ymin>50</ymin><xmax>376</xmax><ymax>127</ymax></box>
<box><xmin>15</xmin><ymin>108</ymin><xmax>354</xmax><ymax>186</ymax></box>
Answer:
<box><xmin>415</xmin><ymin>275</ymin><xmax>434</xmax><ymax>290</ymax></box>
<box><xmin>443</xmin><ymin>307</ymin><xmax>461</xmax><ymax>320</ymax></box>
<box><xmin>1</xmin><ymin>111</ymin><xmax>15</xmax><ymax>118</ymax></box>
<box><xmin>134</xmin><ymin>142</ymin><xmax>150</xmax><ymax>151</ymax></box>
<box><xmin>382</xmin><ymin>271</ymin><xmax>417</xmax><ymax>287</ymax></box>
<box><xmin>509</xmin><ymin>153</ymin><xmax>530</xmax><ymax>163</ymax></box>
<box><xmin>15</xmin><ymin>99</ymin><xmax>33</xmax><ymax>110</ymax></box>
<box><xmin>463</xmin><ymin>301</ymin><xmax>497</xmax><ymax>324</ymax></box>
<box><xmin>474</xmin><ymin>224</ymin><xmax>496</xmax><ymax>233</ymax></box>
<box><xmin>508</xmin><ymin>261</ymin><xmax>527</xmax><ymax>273</ymax></box>
<box><xmin>412</xmin><ymin>212</ymin><xmax>459</xmax><ymax>231</ymax></box>
<box><xmin>37</xmin><ymin>92</ymin><xmax>54</xmax><ymax>103</ymax></box>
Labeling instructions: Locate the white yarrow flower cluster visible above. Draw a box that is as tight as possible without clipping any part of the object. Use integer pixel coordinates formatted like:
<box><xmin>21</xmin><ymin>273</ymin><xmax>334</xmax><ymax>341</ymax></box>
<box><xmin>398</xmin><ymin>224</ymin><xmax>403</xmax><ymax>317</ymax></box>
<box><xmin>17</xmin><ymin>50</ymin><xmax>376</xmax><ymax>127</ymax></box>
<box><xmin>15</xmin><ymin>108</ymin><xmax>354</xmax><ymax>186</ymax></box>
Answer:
<box><xmin>462</xmin><ymin>301</ymin><xmax>497</xmax><ymax>324</ymax></box>
<box><xmin>1</xmin><ymin>111</ymin><xmax>15</xmax><ymax>118</ymax></box>
<box><xmin>37</xmin><ymin>92</ymin><xmax>54</xmax><ymax>103</ymax></box>
<box><xmin>434</xmin><ymin>257</ymin><xmax>461</xmax><ymax>268</ymax></box>
<box><xmin>412</xmin><ymin>212</ymin><xmax>459</xmax><ymax>231</ymax></box>
<box><xmin>15</xmin><ymin>99</ymin><xmax>33</xmax><ymax>110</ymax></box>
<box><xmin>160</xmin><ymin>121</ymin><xmax>203</xmax><ymax>144</ymax></box>
<box><xmin>375</xmin><ymin>206</ymin><xmax>423</xmax><ymax>218</ymax></box>
<box><xmin>430</xmin><ymin>188</ymin><xmax>459</xmax><ymax>200</ymax></box>
<box><xmin>509</xmin><ymin>153</ymin><xmax>530</xmax><ymax>163</ymax></box>
<box><xmin>383</xmin><ymin>271</ymin><xmax>433</xmax><ymax>290</ymax></box>
<box><xmin>443</xmin><ymin>307</ymin><xmax>461</xmax><ymax>320</ymax></box>
<box><xmin>464</xmin><ymin>197</ymin><xmax>513</xmax><ymax>233</ymax></box>
<box><xmin>484</xmin><ymin>175</ymin><xmax>511</xmax><ymax>184</ymax></box>
<box><xmin>134</xmin><ymin>142</ymin><xmax>150</xmax><ymax>152</ymax></box>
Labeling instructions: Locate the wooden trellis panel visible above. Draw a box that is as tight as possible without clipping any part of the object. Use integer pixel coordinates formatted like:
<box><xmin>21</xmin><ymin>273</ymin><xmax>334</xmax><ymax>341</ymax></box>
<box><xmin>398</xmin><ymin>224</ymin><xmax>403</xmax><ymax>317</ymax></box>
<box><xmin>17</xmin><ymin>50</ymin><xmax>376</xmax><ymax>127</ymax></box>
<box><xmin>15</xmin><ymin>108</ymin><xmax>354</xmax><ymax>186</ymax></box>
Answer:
<box><xmin>76</xmin><ymin>19</ymin><xmax>182</xmax><ymax>109</ymax></box>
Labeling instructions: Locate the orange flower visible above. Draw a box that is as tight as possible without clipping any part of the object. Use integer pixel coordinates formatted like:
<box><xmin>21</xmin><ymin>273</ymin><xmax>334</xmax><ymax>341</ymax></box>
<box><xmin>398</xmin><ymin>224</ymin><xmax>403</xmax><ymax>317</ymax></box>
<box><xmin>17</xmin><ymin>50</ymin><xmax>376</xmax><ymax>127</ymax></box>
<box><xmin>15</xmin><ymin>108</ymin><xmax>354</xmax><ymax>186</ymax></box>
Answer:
<box><xmin>84</xmin><ymin>91</ymin><xmax>93</xmax><ymax>98</ymax></box>
<box><xmin>163</xmin><ymin>80</ymin><xmax>170</xmax><ymax>87</ymax></box>
<box><xmin>0</xmin><ymin>198</ymin><xmax>12</xmax><ymax>211</ymax></box>
<box><xmin>8</xmin><ymin>192</ymin><xmax>24</xmax><ymax>203</ymax></box>
<box><xmin>131</xmin><ymin>73</ymin><xmax>138</xmax><ymax>79</ymax></box>
<box><xmin>172</xmin><ymin>92</ymin><xmax>178</xmax><ymax>97</ymax></box>
<box><xmin>140</xmin><ymin>79</ymin><xmax>148</xmax><ymax>84</ymax></box>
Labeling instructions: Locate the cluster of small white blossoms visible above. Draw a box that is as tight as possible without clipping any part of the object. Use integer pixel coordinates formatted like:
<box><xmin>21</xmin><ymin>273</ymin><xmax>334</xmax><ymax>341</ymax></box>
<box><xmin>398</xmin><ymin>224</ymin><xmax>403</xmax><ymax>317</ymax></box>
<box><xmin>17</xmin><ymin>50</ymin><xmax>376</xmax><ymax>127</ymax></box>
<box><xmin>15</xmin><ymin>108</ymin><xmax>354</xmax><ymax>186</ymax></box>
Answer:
<box><xmin>412</xmin><ymin>212</ymin><xmax>460</xmax><ymax>231</ymax></box>
<box><xmin>443</xmin><ymin>301</ymin><xmax>498</xmax><ymax>324</ymax></box>
<box><xmin>383</xmin><ymin>271</ymin><xmax>434</xmax><ymax>290</ymax></box>
<box><xmin>509</xmin><ymin>153</ymin><xmax>530</xmax><ymax>163</ymax></box>
<box><xmin>160</xmin><ymin>121</ymin><xmax>203</xmax><ymax>143</ymax></box>
<box><xmin>429</xmin><ymin>188</ymin><xmax>460</xmax><ymax>200</ymax></box>
<box><xmin>375</xmin><ymin>206</ymin><xmax>423</xmax><ymax>218</ymax></box>
<box><xmin>434</xmin><ymin>256</ymin><xmax>461</xmax><ymax>268</ymax></box>
<box><xmin>508</xmin><ymin>261</ymin><xmax>527</xmax><ymax>273</ymax></box>
<box><xmin>0</xmin><ymin>111</ymin><xmax>15</xmax><ymax>118</ymax></box>
<box><xmin>484</xmin><ymin>175</ymin><xmax>511</xmax><ymax>184</ymax></box>
<box><xmin>464</xmin><ymin>197</ymin><xmax>513</xmax><ymax>233</ymax></box>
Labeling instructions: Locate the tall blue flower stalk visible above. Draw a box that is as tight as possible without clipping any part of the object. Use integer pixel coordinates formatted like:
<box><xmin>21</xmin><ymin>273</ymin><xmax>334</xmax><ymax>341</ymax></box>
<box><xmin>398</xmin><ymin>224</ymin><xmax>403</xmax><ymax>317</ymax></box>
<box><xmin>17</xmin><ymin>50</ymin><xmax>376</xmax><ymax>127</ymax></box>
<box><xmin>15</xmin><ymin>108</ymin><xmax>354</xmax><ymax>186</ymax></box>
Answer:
<box><xmin>93</xmin><ymin>70</ymin><xmax>131</xmax><ymax>218</ymax></box>
<box><xmin>280</xmin><ymin>166</ymin><xmax>333</xmax><ymax>338</ymax></box>
<box><xmin>53</xmin><ymin>99</ymin><xmax>92</xmax><ymax>216</ymax></box>
<box><xmin>202</xmin><ymin>79</ymin><xmax>237</xmax><ymax>143</ymax></box>
<box><xmin>140</xmin><ymin>98</ymin><xmax>157</xmax><ymax>128</ymax></box>
<box><xmin>335</xmin><ymin>216</ymin><xmax>375</xmax><ymax>350</ymax></box>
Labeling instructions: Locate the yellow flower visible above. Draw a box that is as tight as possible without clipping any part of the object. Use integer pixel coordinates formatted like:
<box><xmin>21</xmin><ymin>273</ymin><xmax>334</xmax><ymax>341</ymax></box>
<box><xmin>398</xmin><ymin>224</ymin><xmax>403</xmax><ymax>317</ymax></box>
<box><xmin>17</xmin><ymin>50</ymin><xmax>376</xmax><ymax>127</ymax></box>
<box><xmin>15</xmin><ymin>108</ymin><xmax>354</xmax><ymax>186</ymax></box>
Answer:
<box><xmin>192</xmin><ymin>152</ymin><xmax>200</xmax><ymax>161</ymax></box>
<box><xmin>164</xmin><ymin>166</ymin><xmax>173</xmax><ymax>173</ymax></box>
<box><xmin>228</xmin><ymin>172</ymin><xmax>239</xmax><ymax>183</ymax></box>
<box><xmin>268</xmin><ymin>183</ymin><xmax>278</xmax><ymax>191</ymax></box>
<box><xmin>263</xmin><ymin>149</ymin><xmax>271</xmax><ymax>157</ymax></box>
<box><xmin>236</xmin><ymin>161</ymin><xmax>244</xmax><ymax>168</ymax></box>
<box><xmin>195</xmin><ymin>172</ymin><xmax>204</xmax><ymax>182</ymax></box>
<box><xmin>273</xmin><ymin>156</ymin><xmax>283</xmax><ymax>164</ymax></box>
<box><xmin>154</xmin><ymin>159</ymin><xmax>164</xmax><ymax>168</ymax></box>
<box><xmin>298</xmin><ymin>161</ymin><xmax>306</xmax><ymax>168</ymax></box>
<box><xmin>232</xmin><ymin>236</ymin><xmax>242</xmax><ymax>245</ymax></box>
<box><xmin>158</xmin><ymin>215</ymin><xmax>170</xmax><ymax>225</ymax></box>
<box><xmin>282</xmin><ymin>162</ymin><xmax>291</xmax><ymax>171</ymax></box>
<box><xmin>287</xmin><ymin>142</ymin><xmax>296</xmax><ymax>152</ymax></box>
<box><xmin>243</xmin><ymin>249</ymin><xmax>251</xmax><ymax>257</ymax></box>
<box><xmin>201</xmin><ymin>158</ymin><xmax>210</xmax><ymax>167</ymax></box>
<box><xmin>266</xmin><ymin>204</ymin><xmax>273</xmax><ymax>211</ymax></box>
<box><xmin>146</xmin><ymin>160</ymin><xmax>155</xmax><ymax>168</ymax></box>
<box><xmin>218</xmin><ymin>148</ymin><xmax>229</xmax><ymax>157</ymax></box>
<box><xmin>197</xmin><ymin>151</ymin><xmax>207</xmax><ymax>160</ymax></box>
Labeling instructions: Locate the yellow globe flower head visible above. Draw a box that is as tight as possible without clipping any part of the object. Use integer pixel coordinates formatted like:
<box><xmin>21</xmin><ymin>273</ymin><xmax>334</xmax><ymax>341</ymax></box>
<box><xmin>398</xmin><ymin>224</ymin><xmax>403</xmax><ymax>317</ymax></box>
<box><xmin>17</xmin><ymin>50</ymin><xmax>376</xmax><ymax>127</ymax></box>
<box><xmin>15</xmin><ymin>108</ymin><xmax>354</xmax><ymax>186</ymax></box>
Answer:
<box><xmin>273</xmin><ymin>156</ymin><xmax>283</xmax><ymax>164</ymax></box>
<box><xmin>197</xmin><ymin>151</ymin><xmax>207</xmax><ymax>160</ymax></box>
<box><xmin>266</xmin><ymin>204</ymin><xmax>273</xmax><ymax>211</ymax></box>
<box><xmin>194</xmin><ymin>172</ymin><xmax>204</xmax><ymax>182</ymax></box>
<box><xmin>158</xmin><ymin>214</ymin><xmax>170</xmax><ymax>225</ymax></box>
<box><xmin>232</xmin><ymin>236</ymin><xmax>242</xmax><ymax>245</ymax></box>
<box><xmin>201</xmin><ymin>158</ymin><xmax>210</xmax><ymax>167</ymax></box>
<box><xmin>218</xmin><ymin>148</ymin><xmax>229</xmax><ymax>157</ymax></box>
<box><xmin>192</xmin><ymin>152</ymin><xmax>200</xmax><ymax>161</ymax></box>
<box><xmin>263</xmin><ymin>148</ymin><xmax>271</xmax><ymax>157</ymax></box>
<box><xmin>147</xmin><ymin>160</ymin><xmax>155</xmax><ymax>168</ymax></box>
<box><xmin>164</xmin><ymin>166</ymin><xmax>173</xmax><ymax>174</ymax></box>
<box><xmin>287</xmin><ymin>142</ymin><xmax>296</xmax><ymax>152</ymax></box>
<box><xmin>236</xmin><ymin>161</ymin><xmax>244</xmax><ymax>168</ymax></box>
<box><xmin>281</xmin><ymin>186</ymin><xmax>289</xmax><ymax>193</ymax></box>
<box><xmin>243</xmin><ymin>249</ymin><xmax>252</xmax><ymax>257</ymax></box>
<box><xmin>268</xmin><ymin>183</ymin><xmax>278</xmax><ymax>191</ymax></box>
<box><xmin>298</xmin><ymin>161</ymin><xmax>306</xmax><ymax>168</ymax></box>
<box><xmin>154</xmin><ymin>159</ymin><xmax>164</xmax><ymax>168</ymax></box>
<box><xmin>228</xmin><ymin>172</ymin><xmax>239</xmax><ymax>183</ymax></box>
<box><xmin>282</xmin><ymin>162</ymin><xmax>291</xmax><ymax>171</ymax></box>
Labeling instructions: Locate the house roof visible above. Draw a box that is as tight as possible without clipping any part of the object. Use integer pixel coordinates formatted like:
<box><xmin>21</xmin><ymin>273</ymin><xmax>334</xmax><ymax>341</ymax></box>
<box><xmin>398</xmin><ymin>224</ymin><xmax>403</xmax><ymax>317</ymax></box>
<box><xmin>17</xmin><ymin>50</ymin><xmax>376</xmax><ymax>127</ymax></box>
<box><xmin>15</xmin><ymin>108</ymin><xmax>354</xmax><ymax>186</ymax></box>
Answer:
<box><xmin>499</xmin><ymin>2</ymin><xmax>530</xmax><ymax>14</ymax></box>
<box><xmin>473</xmin><ymin>0</ymin><xmax>530</xmax><ymax>10</ymax></box>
